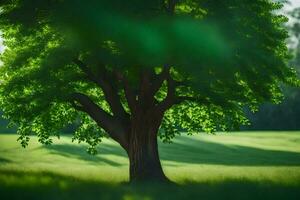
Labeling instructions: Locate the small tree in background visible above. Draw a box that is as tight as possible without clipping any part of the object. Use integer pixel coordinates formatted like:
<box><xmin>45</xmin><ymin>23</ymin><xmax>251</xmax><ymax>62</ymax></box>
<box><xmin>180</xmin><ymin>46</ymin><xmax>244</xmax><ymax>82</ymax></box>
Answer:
<box><xmin>0</xmin><ymin>0</ymin><xmax>298</xmax><ymax>182</ymax></box>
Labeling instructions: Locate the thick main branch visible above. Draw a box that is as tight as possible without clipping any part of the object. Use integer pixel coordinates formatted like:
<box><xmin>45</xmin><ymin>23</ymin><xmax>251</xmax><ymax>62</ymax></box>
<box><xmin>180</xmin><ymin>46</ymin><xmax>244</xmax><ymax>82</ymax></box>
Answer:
<box><xmin>71</xmin><ymin>92</ymin><xmax>128</xmax><ymax>149</ymax></box>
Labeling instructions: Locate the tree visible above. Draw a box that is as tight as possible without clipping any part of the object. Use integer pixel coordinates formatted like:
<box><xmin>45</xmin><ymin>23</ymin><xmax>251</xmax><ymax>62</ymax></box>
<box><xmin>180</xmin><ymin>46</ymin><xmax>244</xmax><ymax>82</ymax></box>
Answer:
<box><xmin>243</xmin><ymin>5</ymin><xmax>300</xmax><ymax>130</ymax></box>
<box><xmin>0</xmin><ymin>0</ymin><xmax>298</xmax><ymax>182</ymax></box>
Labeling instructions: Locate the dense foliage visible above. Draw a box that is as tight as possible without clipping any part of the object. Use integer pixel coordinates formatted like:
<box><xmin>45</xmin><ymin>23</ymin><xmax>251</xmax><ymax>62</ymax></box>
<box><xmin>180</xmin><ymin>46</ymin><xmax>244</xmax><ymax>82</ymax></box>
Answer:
<box><xmin>245</xmin><ymin>6</ymin><xmax>300</xmax><ymax>130</ymax></box>
<box><xmin>0</xmin><ymin>0</ymin><xmax>298</xmax><ymax>154</ymax></box>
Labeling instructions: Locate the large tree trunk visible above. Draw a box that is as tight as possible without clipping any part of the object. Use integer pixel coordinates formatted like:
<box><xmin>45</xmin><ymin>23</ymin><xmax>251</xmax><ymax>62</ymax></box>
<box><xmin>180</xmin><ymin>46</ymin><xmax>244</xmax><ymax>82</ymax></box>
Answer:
<box><xmin>126</xmin><ymin>116</ymin><xmax>169</xmax><ymax>182</ymax></box>
<box><xmin>72</xmin><ymin>59</ymin><xmax>177</xmax><ymax>183</ymax></box>
<box><xmin>128</xmin><ymin>135</ymin><xmax>168</xmax><ymax>182</ymax></box>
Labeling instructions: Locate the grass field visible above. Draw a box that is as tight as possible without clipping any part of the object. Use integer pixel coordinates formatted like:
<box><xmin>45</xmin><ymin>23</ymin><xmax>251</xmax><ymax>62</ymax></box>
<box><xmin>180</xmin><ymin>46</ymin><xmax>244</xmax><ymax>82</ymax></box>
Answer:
<box><xmin>1</xmin><ymin>132</ymin><xmax>300</xmax><ymax>200</ymax></box>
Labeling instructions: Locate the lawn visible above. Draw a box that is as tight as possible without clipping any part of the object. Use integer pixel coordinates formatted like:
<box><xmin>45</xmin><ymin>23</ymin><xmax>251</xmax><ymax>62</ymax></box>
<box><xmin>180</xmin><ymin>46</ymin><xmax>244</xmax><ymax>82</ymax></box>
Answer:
<box><xmin>0</xmin><ymin>132</ymin><xmax>300</xmax><ymax>200</ymax></box>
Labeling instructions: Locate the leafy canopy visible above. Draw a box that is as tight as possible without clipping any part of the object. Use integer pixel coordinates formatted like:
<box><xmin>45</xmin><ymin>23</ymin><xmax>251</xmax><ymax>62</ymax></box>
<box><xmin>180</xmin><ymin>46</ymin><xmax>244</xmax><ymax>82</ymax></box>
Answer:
<box><xmin>0</xmin><ymin>0</ymin><xmax>298</xmax><ymax>153</ymax></box>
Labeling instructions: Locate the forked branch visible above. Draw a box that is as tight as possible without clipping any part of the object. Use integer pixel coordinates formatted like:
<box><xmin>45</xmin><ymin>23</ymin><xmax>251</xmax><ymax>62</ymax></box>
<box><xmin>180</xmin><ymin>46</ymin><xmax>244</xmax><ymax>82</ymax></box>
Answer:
<box><xmin>73</xmin><ymin>59</ymin><xmax>128</xmax><ymax>121</ymax></box>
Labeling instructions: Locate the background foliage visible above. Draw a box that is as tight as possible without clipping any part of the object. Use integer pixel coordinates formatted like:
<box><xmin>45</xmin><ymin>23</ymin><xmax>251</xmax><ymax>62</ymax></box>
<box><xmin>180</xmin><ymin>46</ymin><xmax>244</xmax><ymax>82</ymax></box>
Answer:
<box><xmin>0</xmin><ymin>1</ymin><xmax>299</xmax><ymax>136</ymax></box>
<box><xmin>244</xmin><ymin>6</ymin><xmax>300</xmax><ymax>130</ymax></box>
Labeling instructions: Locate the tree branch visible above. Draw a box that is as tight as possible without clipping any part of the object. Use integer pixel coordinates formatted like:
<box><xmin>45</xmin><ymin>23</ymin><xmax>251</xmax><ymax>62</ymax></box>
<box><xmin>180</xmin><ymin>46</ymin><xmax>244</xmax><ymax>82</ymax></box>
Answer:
<box><xmin>156</xmin><ymin>72</ymin><xmax>177</xmax><ymax>112</ymax></box>
<box><xmin>70</xmin><ymin>92</ymin><xmax>128</xmax><ymax>149</ymax></box>
<box><xmin>73</xmin><ymin>59</ymin><xmax>129</xmax><ymax>121</ymax></box>
<box><xmin>150</xmin><ymin>65</ymin><xmax>171</xmax><ymax>98</ymax></box>
<box><xmin>156</xmin><ymin>73</ymin><xmax>207</xmax><ymax>112</ymax></box>
<box><xmin>114</xmin><ymin>70</ymin><xmax>138</xmax><ymax>114</ymax></box>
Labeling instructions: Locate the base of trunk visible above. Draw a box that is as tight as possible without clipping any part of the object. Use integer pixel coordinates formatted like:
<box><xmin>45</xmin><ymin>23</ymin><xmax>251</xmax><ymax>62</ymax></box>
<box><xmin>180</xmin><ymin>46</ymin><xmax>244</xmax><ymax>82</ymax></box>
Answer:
<box><xmin>128</xmin><ymin>131</ymin><xmax>169</xmax><ymax>183</ymax></box>
<box><xmin>129</xmin><ymin>174</ymin><xmax>172</xmax><ymax>183</ymax></box>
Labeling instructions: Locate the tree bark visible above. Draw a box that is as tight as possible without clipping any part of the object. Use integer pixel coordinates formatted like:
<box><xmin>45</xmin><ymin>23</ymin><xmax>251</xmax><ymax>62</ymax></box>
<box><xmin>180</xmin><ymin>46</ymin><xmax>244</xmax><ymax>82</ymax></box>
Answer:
<box><xmin>71</xmin><ymin>59</ymin><xmax>176</xmax><ymax>183</ymax></box>
<box><xmin>126</xmin><ymin>114</ymin><xmax>169</xmax><ymax>183</ymax></box>
<box><xmin>127</xmin><ymin>133</ymin><xmax>168</xmax><ymax>182</ymax></box>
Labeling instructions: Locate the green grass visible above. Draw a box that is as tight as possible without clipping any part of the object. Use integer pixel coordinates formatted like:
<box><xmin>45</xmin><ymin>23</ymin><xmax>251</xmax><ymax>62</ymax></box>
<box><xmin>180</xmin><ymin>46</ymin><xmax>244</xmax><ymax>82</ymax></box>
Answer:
<box><xmin>1</xmin><ymin>132</ymin><xmax>300</xmax><ymax>199</ymax></box>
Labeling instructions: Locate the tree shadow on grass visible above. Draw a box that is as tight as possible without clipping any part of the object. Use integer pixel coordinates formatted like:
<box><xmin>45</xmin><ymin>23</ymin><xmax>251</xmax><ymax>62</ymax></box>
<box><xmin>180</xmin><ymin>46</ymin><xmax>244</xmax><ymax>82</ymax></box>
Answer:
<box><xmin>159</xmin><ymin>136</ymin><xmax>300</xmax><ymax>166</ymax></box>
<box><xmin>43</xmin><ymin>144</ymin><xmax>127</xmax><ymax>166</ymax></box>
<box><xmin>0</xmin><ymin>157</ymin><xmax>10</xmax><ymax>163</ymax></box>
<box><xmin>42</xmin><ymin>136</ymin><xmax>300</xmax><ymax>166</ymax></box>
<box><xmin>0</xmin><ymin>169</ymin><xmax>299</xmax><ymax>200</ymax></box>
